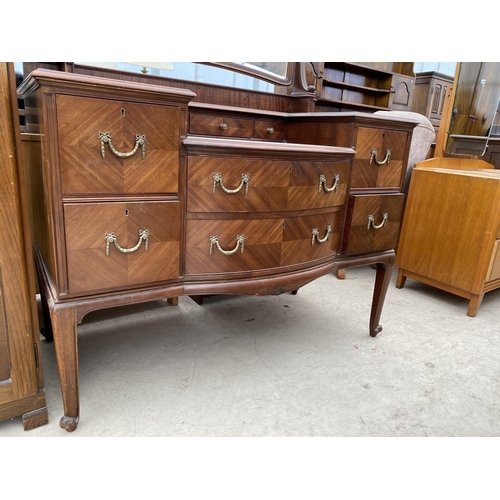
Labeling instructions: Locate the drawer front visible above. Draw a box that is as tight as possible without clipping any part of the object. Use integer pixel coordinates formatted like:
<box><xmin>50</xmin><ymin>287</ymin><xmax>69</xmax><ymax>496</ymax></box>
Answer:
<box><xmin>351</xmin><ymin>127</ymin><xmax>409</xmax><ymax>189</ymax></box>
<box><xmin>187</xmin><ymin>157</ymin><xmax>290</xmax><ymax>212</ymax></box>
<box><xmin>57</xmin><ymin>95</ymin><xmax>180</xmax><ymax>195</ymax></box>
<box><xmin>189</xmin><ymin>113</ymin><xmax>253</xmax><ymax>137</ymax></box>
<box><xmin>287</xmin><ymin>161</ymin><xmax>350</xmax><ymax>210</ymax></box>
<box><xmin>186</xmin><ymin>218</ymin><xmax>283</xmax><ymax>275</ymax></box>
<box><xmin>281</xmin><ymin>212</ymin><xmax>342</xmax><ymax>266</ymax></box>
<box><xmin>64</xmin><ymin>201</ymin><xmax>181</xmax><ymax>294</ymax></box>
<box><xmin>343</xmin><ymin>193</ymin><xmax>404</xmax><ymax>254</ymax></box>
<box><xmin>487</xmin><ymin>240</ymin><xmax>500</xmax><ymax>282</ymax></box>
<box><xmin>254</xmin><ymin>120</ymin><xmax>286</xmax><ymax>141</ymax></box>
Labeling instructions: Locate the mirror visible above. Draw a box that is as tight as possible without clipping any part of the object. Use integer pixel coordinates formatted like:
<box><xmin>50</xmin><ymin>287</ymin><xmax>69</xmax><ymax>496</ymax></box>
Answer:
<box><xmin>445</xmin><ymin>62</ymin><xmax>500</xmax><ymax>157</ymax></box>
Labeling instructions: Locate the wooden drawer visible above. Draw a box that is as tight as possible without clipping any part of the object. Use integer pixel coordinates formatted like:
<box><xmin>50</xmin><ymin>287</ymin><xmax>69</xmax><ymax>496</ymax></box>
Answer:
<box><xmin>185</xmin><ymin>218</ymin><xmax>283</xmax><ymax>275</ymax></box>
<box><xmin>343</xmin><ymin>193</ymin><xmax>404</xmax><ymax>254</ymax></box>
<box><xmin>254</xmin><ymin>120</ymin><xmax>285</xmax><ymax>141</ymax></box>
<box><xmin>57</xmin><ymin>95</ymin><xmax>180</xmax><ymax>195</ymax></box>
<box><xmin>281</xmin><ymin>212</ymin><xmax>342</xmax><ymax>266</ymax></box>
<box><xmin>64</xmin><ymin>200</ymin><xmax>181</xmax><ymax>294</ymax></box>
<box><xmin>187</xmin><ymin>157</ymin><xmax>350</xmax><ymax>213</ymax></box>
<box><xmin>487</xmin><ymin>240</ymin><xmax>500</xmax><ymax>282</ymax></box>
<box><xmin>351</xmin><ymin>127</ymin><xmax>409</xmax><ymax>189</ymax></box>
<box><xmin>189</xmin><ymin>113</ymin><xmax>253</xmax><ymax>138</ymax></box>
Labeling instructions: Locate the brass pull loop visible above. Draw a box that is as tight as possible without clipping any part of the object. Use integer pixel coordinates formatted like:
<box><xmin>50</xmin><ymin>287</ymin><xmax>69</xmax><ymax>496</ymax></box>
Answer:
<box><xmin>267</xmin><ymin>127</ymin><xmax>275</xmax><ymax>134</ymax></box>
<box><xmin>209</xmin><ymin>235</ymin><xmax>245</xmax><ymax>255</ymax></box>
<box><xmin>220</xmin><ymin>123</ymin><xmax>228</xmax><ymax>130</ymax></box>
<box><xmin>311</xmin><ymin>225</ymin><xmax>332</xmax><ymax>245</ymax></box>
<box><xmin>104</xmin><ymin>229</ymin><xmax>149</xmax><ymax>256</ymax></box>
<box><xmin>318</xmin><ymin>173</ymin><xmax>340</xmax><ymax>193</ymax></box>
<box><xmin>99</xmin><ymin>132</ymin><xmax>146</xmax><ymax>159</ymax></box>
<box><xmin>369</xmin><ymin>148</ymin><xmax>391</xmax><ymax>166</ymax></box>
<box><xmin>212</xmin><ymin>173</ymin><xmax>250</xmax><ymax>195</ymax></box>
<box><xmin>367</xmin><ymin>213</ymin><xmax>388</xmax><ymax>230</ymax></box>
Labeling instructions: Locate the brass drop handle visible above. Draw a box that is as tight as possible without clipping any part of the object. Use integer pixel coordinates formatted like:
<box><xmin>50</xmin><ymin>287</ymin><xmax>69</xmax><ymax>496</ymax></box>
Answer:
<box><xmin>267</xmin><ymin>127</ymin><xmax>275</xmax><ymax>134</ymax></box>
<box><xmin>367</xmin><ymin>213</ymin><xmax>388</xmax><ymax>230</ymax></box>
<box><xmin>98</xmin><ymin>132</ymin><xmax>146</xmax><ymax>159</ymax></box>
<box><xmin>318</xmin><ymin>173</ymin><xmax>340</xmax><ymax>193</ymax></box>
<box><xmin>369</xmin><ymin>148</ymin><xmax>391</xmax><ymax>166</ymax></box>
<box><xmin>104</xmin><ymin>229</ymin><xmax>149</xmax><ymax>256</ymax></box>
<box><xmin>212</xmin><ymin>173</ymin><xmax>250</xmax><ymax>194</ymax></box>
<box><xmin>210</xmin><ymin>235</ymin><xmax>245</xmax><ymax>255</ymax></box>
<box><xmin>220</xmin><ymin>123</ymin><xmax>228</xmax><ymax>130</ymax></box>
<box><xmin>311</xmin><ymin>225</ymin><xmax>332</xmax><ymax>245</ymax></box>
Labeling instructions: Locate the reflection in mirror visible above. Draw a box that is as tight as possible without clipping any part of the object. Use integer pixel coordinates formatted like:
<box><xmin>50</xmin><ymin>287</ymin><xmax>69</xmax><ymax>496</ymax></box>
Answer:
<box><xmin>446</xmin><ymin>62</ymin><xmax>500</xmax><ymax>157</ymax></box>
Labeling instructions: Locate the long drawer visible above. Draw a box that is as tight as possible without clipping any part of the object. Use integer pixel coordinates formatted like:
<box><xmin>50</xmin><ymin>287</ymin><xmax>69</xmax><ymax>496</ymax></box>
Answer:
<box><xmin>187</xmin><ymin>157</ymin><xmax>350</xmax><ymax>213</ymax></box>
<box><xmin>342</xmin><ymin>193</ymin><xmax>405</xmax><ymax>254</ymax></box>
<box><xmin>185</xmin><ymin>211</ymin><xmax>341</xmax><ymax>275</ymax></box>
<box><xmin>63</xmin><ymin>200</ymin><xmax>181</xmax><ymax>294</ymax></box>
<box><xmin>56</xmin><ymin>94</ymin><xmax>180</xmax><ymax>195</ymax></box>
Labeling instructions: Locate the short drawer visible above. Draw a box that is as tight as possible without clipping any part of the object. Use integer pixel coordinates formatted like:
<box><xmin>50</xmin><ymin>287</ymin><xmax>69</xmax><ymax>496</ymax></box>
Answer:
<box><xmin>254</xmin><ymin>120</ymin><xmax>286</xmax><ymax>141</ymax></box>
<box><xmin>185</xmin><ymin>218</ymin><xmax>283</xmax><ymax>275</ymax></box>
<box><xmin>57</xmin><ymin>95</ymin><xmax>180</xmax><ymax>195</ymax></box>
<box><xmin>351</xmin><ymin>127</ymin><xmax>409</xmax><ymax>189</ymax></box>
<box><xmin>64</xmin><ymin>200</ymin><xmax>181</xmax><ymax>294</ymax></box>
<box><xmin>281</xmin><ymin>212</ymin><xmax>342</xmax><ymax>266</ymax></box>
<box><xmin>486</xmin><ymin>240</ymin><xmax>500</xmax><ymax>282</ymax></box>
<box><xmin>189</xmin><ymin>113</ymin><xmax>253</xmax><ymax>137</ymax></box>
<box><xmin>342</xmin><ymin>193</ymin><xmax>405</xmax><ymax>254</ymax></box>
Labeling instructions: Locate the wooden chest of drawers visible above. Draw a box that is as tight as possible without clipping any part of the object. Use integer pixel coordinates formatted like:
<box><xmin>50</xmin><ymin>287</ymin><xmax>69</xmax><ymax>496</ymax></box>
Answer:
<box><xmin>19</xmin><ymin>70</ymin><xmax>404</xmax><ymax>432</ymax></box>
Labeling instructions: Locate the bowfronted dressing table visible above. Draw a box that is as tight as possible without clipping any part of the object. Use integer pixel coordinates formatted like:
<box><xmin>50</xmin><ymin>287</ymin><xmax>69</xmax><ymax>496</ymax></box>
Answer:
<box><xmin>19</xmin><ymin>69</ymin><xmax>416</xmax><ymax>431</ymax></box>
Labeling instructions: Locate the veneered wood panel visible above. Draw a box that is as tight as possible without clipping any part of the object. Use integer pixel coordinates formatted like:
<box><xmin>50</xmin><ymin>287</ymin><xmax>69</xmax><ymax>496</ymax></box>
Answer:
<box><xmin>189</xmin><ymin>113</ymin><xmax>253</xmax><ymax>137</ymax></box>
<box><xmin>186</xmin><ymin>218</ymin><xmax>283</xmax><ymax>274</ymax></box>
<box><xmin>57</xmin><ymin>95</ymin><xmax>180</xmax><ymax>194</ymax></box>
<box><xmin>64</xmin><ymin>201</ymin><xmax>181</xmax><ymax>294</ymax></box>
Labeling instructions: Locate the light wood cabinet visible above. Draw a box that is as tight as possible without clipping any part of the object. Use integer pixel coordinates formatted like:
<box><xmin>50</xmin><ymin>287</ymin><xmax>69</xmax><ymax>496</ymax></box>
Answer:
<box><xmin>0</xmin><ymin>63</ymin><xmax>48</xmax><ymax>431</ymax></box>
<box><xmin>396</xmin><ymin>157</ymin><xmax>500</xmax><ymax>316</ymax></box>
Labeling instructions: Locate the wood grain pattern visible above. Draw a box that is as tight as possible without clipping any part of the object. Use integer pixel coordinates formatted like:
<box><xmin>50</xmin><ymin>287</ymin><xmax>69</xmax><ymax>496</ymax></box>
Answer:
<box><xmin>64</xmin><ymin>201</ymin><xmax>181</xmax><ymax>293</ymax></box>
<box><xmin>57</xmin><ymin>95</ymin><xmax>180</xmax><ymax>194</ymax></box>
<box><xmin>189</xmin><ymin>113</ymin><xmax>253</xmax><ymax>137</ymax></box>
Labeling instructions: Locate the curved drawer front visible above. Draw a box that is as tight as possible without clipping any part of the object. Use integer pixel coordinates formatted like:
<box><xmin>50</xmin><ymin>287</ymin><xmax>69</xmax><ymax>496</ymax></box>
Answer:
<box><xmin>351</xmin><ymin>127</ymin><xmax>409</xmax><ymax>189</ymax></box>
<box><xmin>189</xmin><ymin>113</ymin><xmax>254</xmax><ymax>138</ymax></box>
<box><xmin>187</xmin><ymin>158</ymin><xmax>350</xmax><ymax>213</ymax></box>
<box><xmin>287</xmin><ymin>161</ymin><xmax>350</xmax><ymax>210</ymax></box>
<box><xmin>343</xmin><ymin>193</ymin><xmax>404</xmax><ymax>254</ymax></box>
<box><xmin>187</xmin><ymin>157</ymin><xmax>290</xmax><ymax>212</ymax></box>
<box><xmin>281</xmin><ymin>212</ymin><xmax>342</xmax><ymax>266</ymax></box>
<box><xmin>64</xmin><ymin>201</ymin><xmax>181</xmax><ymax>294</ymax></box>
<box><xmin>186</xmin><ymin>218</ymin><xmax>283</xmax><ymax>274</ymax></box>
<box><xmin>57</xmin><ymin>95</ymin><xmax>180</xmax><ymax>195</ymax></box>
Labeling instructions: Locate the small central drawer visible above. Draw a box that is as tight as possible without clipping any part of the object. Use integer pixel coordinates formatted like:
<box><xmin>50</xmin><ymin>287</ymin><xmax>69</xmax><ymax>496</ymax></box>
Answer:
<box><xmin>189</xmin><ymin>113</ymin><xmax>254</xmax><ymax>137</ymax></box>
<box><xmin>343</xmin><ymin>193</ymin><xmax>405</xmax><ymax>254</ymax></box>
<box><xmin>57</xmin><ymin>95</ymin><xmax>180</xmax><ymax>195</ymax></box>
<box><xmin>64</xmin><ymin>200</ymin><xmax>181</xmax><ymax>294</ymax></box>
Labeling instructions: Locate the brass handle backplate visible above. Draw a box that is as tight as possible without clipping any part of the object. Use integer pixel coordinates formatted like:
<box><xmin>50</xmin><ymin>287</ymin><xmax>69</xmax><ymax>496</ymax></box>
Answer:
<box><xmin>318</xmin><ymin>173</ymin><xmax>340</xmax><ymax>193</ymax></box>
<box><xmin>104</xmin><ymin>229</ymin><xmax>149</xmax><ymax>256</ymax></box>
<box><xmin>212</xmin><ymin>173</ymin><xmax>250</xmax><ymax>195</ymax></box>
<box><xmin>369</xmin><ymin>148</ymin><xmax>391</xmax><ymax>166</ymax></box>
<box><xmin>210</xmin><ymin>235</ymin><xmax>245</xmax><ymax>255</ymax></box>
<box><xmin>99</xmin><ymin>132</ymin><xmax>146</xmax><ymax>159</ymax></box>
<box><xmin>311</xmin><ymin>225</ymin><xmax>332</xmax><ymax>245</ymax></box>
<box><xmin>367</xmin><ymin>213</ymin><xmax>388</xmax><ymax>230</ymax></box>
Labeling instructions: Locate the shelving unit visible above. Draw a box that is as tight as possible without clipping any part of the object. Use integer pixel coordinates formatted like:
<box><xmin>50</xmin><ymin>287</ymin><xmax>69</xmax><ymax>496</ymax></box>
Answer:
<box><xmin>315</xmin><ymin>62</ymin><xmax>415</xmax><ymax>113</ymax></box>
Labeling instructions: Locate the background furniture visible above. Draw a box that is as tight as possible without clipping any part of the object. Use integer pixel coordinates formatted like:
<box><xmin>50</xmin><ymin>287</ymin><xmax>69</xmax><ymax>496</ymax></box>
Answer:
<box><xmin>0</xmin><ymin>63</ymin><xmax>48</xmax><ymax>431</ymax></box>
<box><xmin>396</xmin><ymin>157</ymin><xmax>500</xmax><ymax>316</ymax></box>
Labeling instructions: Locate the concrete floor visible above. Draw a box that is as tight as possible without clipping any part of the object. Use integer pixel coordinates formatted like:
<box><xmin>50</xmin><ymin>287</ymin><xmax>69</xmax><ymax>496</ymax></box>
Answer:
<box><xmin>2</xmin><ymin>265</ymin><xmax>500</xmax><ymax>437</ymax></box>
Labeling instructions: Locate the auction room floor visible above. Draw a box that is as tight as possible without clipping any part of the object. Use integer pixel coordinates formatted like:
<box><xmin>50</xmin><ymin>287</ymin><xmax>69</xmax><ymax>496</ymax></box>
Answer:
<box><xmin>2</xmin><ymin>265</ymin><xmax>499</xmax><ymax>437</ymax></box>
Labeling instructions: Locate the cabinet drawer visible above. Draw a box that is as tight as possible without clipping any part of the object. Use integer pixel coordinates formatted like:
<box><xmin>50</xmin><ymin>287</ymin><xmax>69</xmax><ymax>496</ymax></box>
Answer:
<box><xmin>57</xmin><ymin>95</ymin><xmax>180</xmax><ymax>195</ymax></box>
<box><xmin>487</xmin><ymin>240</ymin><xmax>500</xmax><ymax>282</ymax></box>
<box><xmin>64</xmin><ymin>201</ymin><xmax>181</xmax><ymax>294</ymax></box>
<box><xmin>187</xmin><ymin>158</ymin><xmax>350</xmax><ymax>213</ymax></box>
<box><xmin>351</xmin><ymin>127</ymin><xmax>409</xmax><ymax>189</ymax></box>
<box><xmin>189</xmin><ymin>113</ymin><xmax>253</xmax><ymax>137</ymax></box>
<box><xmin>281</xmin><ymin>212</ymin><xmax>342</xmax><ymax>266</ymax></box>
<box><xmin>254</xmin><ymin>120</ymin><xmax>285</xmax><ymax>141</ymax></box>
<box><xmin>343</xmin><ymin>193</ymin><xmax>404</xmax><ymax>254</ymax></box>
<box><xmin>186</xmin><ymin>218</ymin><xmax>283</xmax><ymax>275</ymax></box>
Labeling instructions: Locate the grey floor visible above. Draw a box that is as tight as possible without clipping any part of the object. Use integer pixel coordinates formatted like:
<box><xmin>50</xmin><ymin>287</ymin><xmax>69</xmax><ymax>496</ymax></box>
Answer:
<box><xmin>2</xmin><ymin>265</ymin><xmax>500</xmax><ymax>437</ymax></box>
